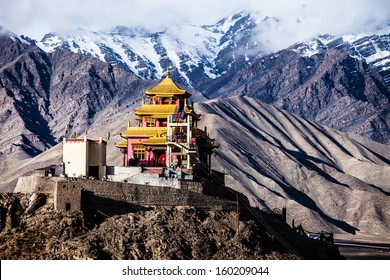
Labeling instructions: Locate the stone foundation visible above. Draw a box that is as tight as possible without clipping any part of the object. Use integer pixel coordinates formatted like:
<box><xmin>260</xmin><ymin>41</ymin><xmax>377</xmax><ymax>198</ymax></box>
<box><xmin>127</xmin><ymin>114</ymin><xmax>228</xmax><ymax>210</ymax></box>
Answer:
<box><xmin>14</xmin><ymin>175</ymin><xmax>242</xmax><ymax>216</ymax></box>
<box><xmin>56</xmin><ymin>179</ymin><xmax>237</xmax><ymax>212</ymax></box>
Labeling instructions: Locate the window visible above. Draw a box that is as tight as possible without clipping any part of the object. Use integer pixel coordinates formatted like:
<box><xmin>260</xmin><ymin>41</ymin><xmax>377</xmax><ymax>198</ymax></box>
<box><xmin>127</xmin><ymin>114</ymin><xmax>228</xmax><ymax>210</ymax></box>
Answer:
<box><xmin>133</xmin><ymin>147</ymin><xmax>145</xmax><ymax>161</ymax></box>
<box><xmin>65</xmin><ymin>203</ymin><xmax>71</xmax><ymax>211</ymax></box>
<box><xmin>145</xmin><ymin>117</ymin><xmax>154</xmax><ymax>127</ymax></box>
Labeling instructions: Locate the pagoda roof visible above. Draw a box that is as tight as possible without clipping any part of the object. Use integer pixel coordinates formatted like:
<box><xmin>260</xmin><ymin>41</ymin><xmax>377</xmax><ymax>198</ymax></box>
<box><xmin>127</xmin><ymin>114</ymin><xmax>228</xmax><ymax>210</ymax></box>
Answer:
<box><xmin>193</xmin><ymin>128</ymin><xmax>215</xmax><ymax>149</ymax></box>
<box><xmin>144</xmin><ymin>74</ymin><xmax>190</xmax><ymax>98</ymax></box>
<box><xmin>134</xmin><ymin>104</ymin><xmax>198</xmax><ymax>119</ymax></box>
<box><xmin>185</xmin><ymin>106</ymin><xmax>199</xmax><ymax>119</ymax></box>
<box><xmin>142</xmin><ymin>137</ymin><xmax>166</xmax><ymax>146</ymax></box>
<box><xmin>115</xmin><ymin>140</ymin><xmax>128</xmax><ymax>149</ymax></box>
<box><xmin>134</xmin><ymin>104</ymin><xmax>177</xmax><ymax>118</ymax></box>
<box><xmin>120</xmin><ymin>126</ymin><xmax>167</xmax><ymax>138</ymax></box>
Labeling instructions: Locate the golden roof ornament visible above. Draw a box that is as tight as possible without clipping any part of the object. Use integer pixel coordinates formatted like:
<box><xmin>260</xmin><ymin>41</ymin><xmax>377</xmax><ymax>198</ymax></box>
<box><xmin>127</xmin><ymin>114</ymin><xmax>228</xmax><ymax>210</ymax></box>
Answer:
<box><xmin>166</xmin><ymin>67</ymin><xmax>171</xmax><ymax>78</ymax></box>
<box><xmin>144</xmin><ymin>67</ymin><xmax>189</xmax><ymax>96</ymax></box>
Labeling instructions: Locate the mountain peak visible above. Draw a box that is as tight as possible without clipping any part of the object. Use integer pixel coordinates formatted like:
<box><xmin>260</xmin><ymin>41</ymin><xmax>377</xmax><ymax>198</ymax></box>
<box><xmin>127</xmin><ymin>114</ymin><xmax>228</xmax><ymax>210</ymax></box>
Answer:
<box><xmin>36</xmin><ymin>12</ymin><xmax>261</xmax><ymax>83</ymax></box>
<box><xmin>0</xmin><ymin>26</ymin><xmax>30</xmax><ymax>44</ymax></box>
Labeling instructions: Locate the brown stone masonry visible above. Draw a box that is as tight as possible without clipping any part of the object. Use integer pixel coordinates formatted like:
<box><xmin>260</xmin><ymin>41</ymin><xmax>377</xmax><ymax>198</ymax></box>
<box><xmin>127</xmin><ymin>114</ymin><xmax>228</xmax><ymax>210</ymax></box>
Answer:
<box><xmin>55</xmin><ymin>179</ymin><xmax>239</xmax><ymax>213</ymax></box>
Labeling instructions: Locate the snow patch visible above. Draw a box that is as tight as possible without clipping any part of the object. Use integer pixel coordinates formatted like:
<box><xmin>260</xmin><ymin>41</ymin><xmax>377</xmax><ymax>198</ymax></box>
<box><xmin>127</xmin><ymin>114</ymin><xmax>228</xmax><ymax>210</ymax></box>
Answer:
<box><xmin>35</xmin><ymin>12</ymin><xmax>257</xmax><ymax>83</ymax></box>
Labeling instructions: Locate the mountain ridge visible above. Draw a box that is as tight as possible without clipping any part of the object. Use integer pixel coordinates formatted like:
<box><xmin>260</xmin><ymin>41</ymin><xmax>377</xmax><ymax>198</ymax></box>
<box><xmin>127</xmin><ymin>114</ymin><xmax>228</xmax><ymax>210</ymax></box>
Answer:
<box><xmin>36</xmin><ymin>12</ymin><xmax>260</xmax><ymax>87</ymax></box>
<box><xmin>196</xmin><ymin>96</ymin><xmax>390</xmax><ymax>235</ymax></box>
<box><xmin>34</xmin><ymin>13</ymin><xmax>390</xmax><ymax>88</ymax></box>
<box><xmin>23</xmin><ymin>13</ymin><xmax>390</xmax><ymax>144</ymax></box>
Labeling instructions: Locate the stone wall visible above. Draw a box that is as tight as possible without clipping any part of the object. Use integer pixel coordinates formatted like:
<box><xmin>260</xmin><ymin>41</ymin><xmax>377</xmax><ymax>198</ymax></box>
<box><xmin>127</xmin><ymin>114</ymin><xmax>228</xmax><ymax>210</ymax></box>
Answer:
<box><xmin>106</xmin><ymin>166</ymin><xmax>142</xmax><ymax>176</ymax></box>
<box><xmin>14</xmin><ymin>176</ymin><xmax>61</xmax><ymax>205</ymax></box>
<box><xmin>200</xmin><ymin>179</ymin><xmax>237</xmax><ymax>201</ymax></box>
<box><xmin>15</xmin><ymin>175</ymin><xmax>243</xmax><ymax>218</ymax></box>
<box><xmin>176</xmin><ymin>180</ymin><xmax>204</xmax><ymax>193</ymax></box>
<box><xmin>55</xmin><ymin>183</ymin><xmax>82</xmax><ymax>211</ymax></box>
<box><xmin>55</xmin><ymin>179</ymin><xmax>238</xmax><ymax>215</ymax></box>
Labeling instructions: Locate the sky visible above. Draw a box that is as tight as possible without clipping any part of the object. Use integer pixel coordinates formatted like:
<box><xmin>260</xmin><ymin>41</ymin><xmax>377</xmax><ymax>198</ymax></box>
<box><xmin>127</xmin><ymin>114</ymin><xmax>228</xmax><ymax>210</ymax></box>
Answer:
<box><xmin>0</xmin><ymin>0</ymin><xmax>389</xmax><ymax>51</ymax></box>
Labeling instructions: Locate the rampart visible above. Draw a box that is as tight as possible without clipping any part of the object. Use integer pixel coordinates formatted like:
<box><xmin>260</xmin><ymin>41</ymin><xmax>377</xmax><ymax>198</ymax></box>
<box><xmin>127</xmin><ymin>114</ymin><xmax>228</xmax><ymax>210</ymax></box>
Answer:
<box><xmin>56</xmin><ymin>179</ymin><xmax>239</xmax><ymax>216</ymax></box>
<box><xmin>15</xmin><ymin>175</ymin><xmax>243</xmax><ymax>219</ymax></box>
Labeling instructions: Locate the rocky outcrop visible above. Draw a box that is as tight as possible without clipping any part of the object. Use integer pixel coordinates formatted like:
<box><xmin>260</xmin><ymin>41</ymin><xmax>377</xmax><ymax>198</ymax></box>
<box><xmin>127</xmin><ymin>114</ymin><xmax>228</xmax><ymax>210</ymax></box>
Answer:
<box><xmin>0</xmin><ymin>194</ymin><xmax>85</xmax><ymax>259</ymax></box>
<box><xmin>0</xmin><ymin>193</ymin><xmax>343</xmax><ymax>260</ymax></box>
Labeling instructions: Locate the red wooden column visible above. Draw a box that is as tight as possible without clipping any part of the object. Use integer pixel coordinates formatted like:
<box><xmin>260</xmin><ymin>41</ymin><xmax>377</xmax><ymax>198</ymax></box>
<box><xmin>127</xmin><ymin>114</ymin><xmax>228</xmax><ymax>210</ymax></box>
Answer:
<box><xmin>122</xmin><ymin>150</ymin><xmax>127</xmax><ymax>166</ymax></box>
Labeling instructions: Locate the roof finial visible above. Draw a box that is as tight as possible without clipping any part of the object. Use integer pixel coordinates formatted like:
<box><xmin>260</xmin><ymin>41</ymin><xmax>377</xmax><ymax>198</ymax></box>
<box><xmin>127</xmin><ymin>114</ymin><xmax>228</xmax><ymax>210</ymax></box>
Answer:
<box><xmin>166</xmin><ymin>67</ymin><xmax>171</xmax><ymax>78</ymax></box>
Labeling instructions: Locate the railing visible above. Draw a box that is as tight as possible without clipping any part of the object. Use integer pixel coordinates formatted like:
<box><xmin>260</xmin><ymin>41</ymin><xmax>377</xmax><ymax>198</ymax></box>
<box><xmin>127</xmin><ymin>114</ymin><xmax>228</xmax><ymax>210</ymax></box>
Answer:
<box><xmin>292</xmin><ymin>220</ymin><xmax>334</xmax><ymax>244</ymax></box>
<box><xmin>166</xmin><ymin>134</ymin><xmax>196</xmax><ymax>150</ymax></box>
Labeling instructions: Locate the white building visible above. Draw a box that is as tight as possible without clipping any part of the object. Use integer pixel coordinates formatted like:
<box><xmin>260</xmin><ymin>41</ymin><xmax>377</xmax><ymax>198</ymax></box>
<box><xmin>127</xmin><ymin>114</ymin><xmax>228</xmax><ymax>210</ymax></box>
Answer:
<box><xmin>62</xmin><ymin>136</ymin><xmax>107</xmax><ymax>179</ymax></box>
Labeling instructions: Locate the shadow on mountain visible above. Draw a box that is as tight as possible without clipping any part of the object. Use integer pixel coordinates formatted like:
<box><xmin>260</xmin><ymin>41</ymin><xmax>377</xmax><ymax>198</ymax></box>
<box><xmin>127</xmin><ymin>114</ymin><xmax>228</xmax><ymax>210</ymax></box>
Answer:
<box><xmin>285</xmin><ymin>149</ymin><xmax>351</xmax><ymax>188</ymax></box>
<box><xmin>277</xmin><ymin>180</ymin><xmax>358</xmax><ymax>234</ymax></box>
<box><xmin>357</xmin><ymin>142</ymin><xmax>390</xmax><ymax>165</ymax></box>
<box><xmin>281</xmin><ymin>149</ymin><xmax>358</xmax><ymax>234</ymax></box>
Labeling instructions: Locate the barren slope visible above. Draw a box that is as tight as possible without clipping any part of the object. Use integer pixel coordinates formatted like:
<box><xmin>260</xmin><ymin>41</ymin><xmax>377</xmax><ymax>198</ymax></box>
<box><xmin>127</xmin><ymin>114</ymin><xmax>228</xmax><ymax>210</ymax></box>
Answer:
<box><xmin>196</xmin><ymin>97</ymin><xmax>390</xmax><ymax>236</ymax></box>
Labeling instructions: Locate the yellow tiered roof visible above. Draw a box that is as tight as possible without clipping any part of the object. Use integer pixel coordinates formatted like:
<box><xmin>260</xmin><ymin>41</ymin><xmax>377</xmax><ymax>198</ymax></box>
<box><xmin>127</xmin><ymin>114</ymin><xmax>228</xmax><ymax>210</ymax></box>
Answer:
<box><xmin>120</xmin><ymin>126</ymin><xmax>167</xmax><ymax>138</ymax></box>
<box><xmin>142</xmin><ymin>137</ymin><xmax>167</xmax><ymax>146</ymax></box>
<box><xmin>134</xmin><ymin>104</ymin><xmax>177</xmax><ymax>118</ymax></box>
<box><xmin>144</xmin><ymin>71</ymin><xmax>190</xmax><ymax>97</ymax></box>
<box><xmin>134</xmin><ymin>104</ymin><xmax>196</xmax><ymax>119</ymax></box>
<box><xmin>115</xmin><ymin>139</ymin><xmax>128</xmax><ymax>149</ymax></box>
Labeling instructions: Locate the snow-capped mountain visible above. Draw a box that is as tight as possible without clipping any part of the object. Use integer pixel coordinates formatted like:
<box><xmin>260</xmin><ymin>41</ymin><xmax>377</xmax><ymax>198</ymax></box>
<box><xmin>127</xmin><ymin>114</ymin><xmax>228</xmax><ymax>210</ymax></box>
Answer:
<box><xmin>292</xmin><ymin>27</ymin><xmax>390</xmax><ymax>85</ymax></box>
<box><xmin>36</xmin><ymin>12</ymin><xmax>390</xmax><ymax>92</ymax></box>
<box><xmin>1</xmin><ymin>12</ymin><xmax>390</xmax><ymax>166</ymax></box>
<box><xmin>37</xmin><ymin>12</ymin><xmax>261</xmax><ymax>87</ymax></box>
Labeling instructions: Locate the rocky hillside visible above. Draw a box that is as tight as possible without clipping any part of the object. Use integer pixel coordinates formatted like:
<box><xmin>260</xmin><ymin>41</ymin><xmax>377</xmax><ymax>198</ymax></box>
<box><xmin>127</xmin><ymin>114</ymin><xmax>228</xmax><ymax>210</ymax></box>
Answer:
<box><xmin>197</xmin><ymin>97</ymin><xmax>390</xmax><ymax>235</ymax></box>
<box><xmin>203</xmin><ymin>45</ymin><xmax>390</xmax><ymax>144</ymax></box>
<box><xmin>0</xmin><ymin>35</ymin><xmax>142</xmax><ymax>163</ymax></box>
<box><xmin>0</xmin><ymin>193</ymin><xmax>341</xmax><ymax>260</ymax></box>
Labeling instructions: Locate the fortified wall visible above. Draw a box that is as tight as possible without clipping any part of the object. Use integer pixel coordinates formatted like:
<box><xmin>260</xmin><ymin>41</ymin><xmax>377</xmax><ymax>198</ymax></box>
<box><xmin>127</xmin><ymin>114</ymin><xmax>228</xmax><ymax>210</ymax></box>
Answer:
<box><xmin>59</xmin><ymin>179</ymin><xmax>240</xmax><ymax>221</ymax></box>
<box><xmin>15</xmin><ymin>174</ymin><xmax>244</xmax><ymax>220</ymax></box>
